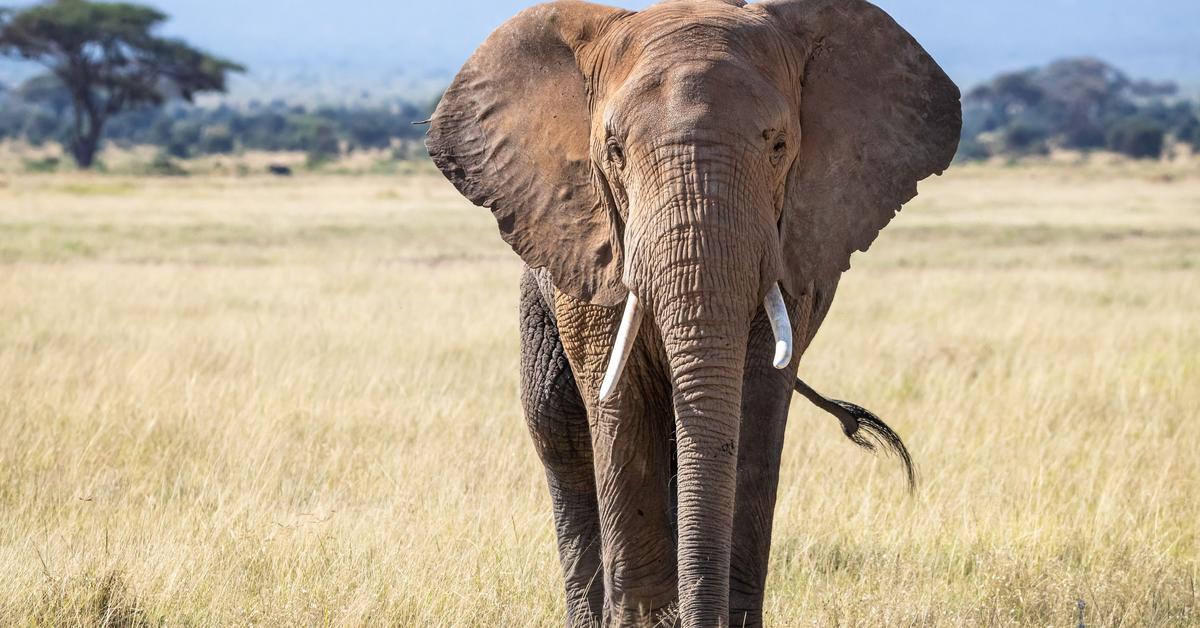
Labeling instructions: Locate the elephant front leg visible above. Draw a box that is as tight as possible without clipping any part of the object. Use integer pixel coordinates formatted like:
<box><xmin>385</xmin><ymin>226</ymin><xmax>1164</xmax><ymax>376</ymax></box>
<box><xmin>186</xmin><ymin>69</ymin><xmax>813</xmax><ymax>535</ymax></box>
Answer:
<box><xmin>521</xmin><ymin>272</ymin><xmax>604</xmax><ymax>626</ymax></box>
<box><xmin>553</xmin><ymin>292</ymin><xmax>679</xmax><ymax>627</ymax></box>
<box><xmin>728</xmin><ymin>309</ymin><xmax>798</xmax><ymax>627</ymax></box>
<box><xmin>589</xmin><ymin>389</ymin><xmax>680</xmax><ymax>626</ymax></box>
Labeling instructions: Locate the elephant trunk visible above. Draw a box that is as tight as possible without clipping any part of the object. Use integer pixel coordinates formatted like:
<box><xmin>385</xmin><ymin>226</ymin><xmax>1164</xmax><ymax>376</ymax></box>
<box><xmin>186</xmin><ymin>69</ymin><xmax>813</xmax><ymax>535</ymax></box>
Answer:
<box><xmin>627</xmin><ymin>201</ymin><xmax>779</xmax><ymax>626</ymax></box>
<box><xmin>657</xmin><ymin>281</ymin><xmax>749</xmax><ymax>626</ymax></box>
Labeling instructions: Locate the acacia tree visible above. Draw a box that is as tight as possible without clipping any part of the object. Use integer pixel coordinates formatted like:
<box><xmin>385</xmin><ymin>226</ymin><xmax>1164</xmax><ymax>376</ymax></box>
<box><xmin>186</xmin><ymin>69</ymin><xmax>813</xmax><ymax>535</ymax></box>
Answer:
<box><xmin>0</xmin><ymin>0</ymin><xmax>243</xmax><ymax>167</ymax></box>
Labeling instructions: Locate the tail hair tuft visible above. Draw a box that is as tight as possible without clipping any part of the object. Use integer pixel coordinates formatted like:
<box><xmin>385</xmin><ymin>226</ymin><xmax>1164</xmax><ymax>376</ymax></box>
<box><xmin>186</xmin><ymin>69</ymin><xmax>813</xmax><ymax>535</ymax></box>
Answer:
<box><xmin>833</xmin><ymin>398</ymin><xmax>917</xmax><ymax>494</ymax></box>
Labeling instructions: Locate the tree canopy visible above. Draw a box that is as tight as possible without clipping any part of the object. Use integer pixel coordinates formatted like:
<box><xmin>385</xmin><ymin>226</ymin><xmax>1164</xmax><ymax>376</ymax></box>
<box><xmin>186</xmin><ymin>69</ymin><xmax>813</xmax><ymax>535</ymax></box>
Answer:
<box><xmin>0</xmin><ymin>0</ymin><xmax>243</xmax><ymax>167</ymax></box>
<box><xmin>960</xmin><ymin>57</ymin><xmax>1197</xmax><ymax>161</ymax></box>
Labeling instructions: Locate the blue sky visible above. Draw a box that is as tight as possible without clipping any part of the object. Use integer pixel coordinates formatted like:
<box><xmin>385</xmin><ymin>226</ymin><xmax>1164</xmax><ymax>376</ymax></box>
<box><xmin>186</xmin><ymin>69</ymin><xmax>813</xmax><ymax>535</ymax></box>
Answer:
<box><xmin>4</xmin><ymin>0</ymin><xmax>1199</xmax><ymax>92</ymax></box>
<box><xmin>150</xmin><ymin>0</ymin><xmax>1200</xmax><ymax>86</ymax></box>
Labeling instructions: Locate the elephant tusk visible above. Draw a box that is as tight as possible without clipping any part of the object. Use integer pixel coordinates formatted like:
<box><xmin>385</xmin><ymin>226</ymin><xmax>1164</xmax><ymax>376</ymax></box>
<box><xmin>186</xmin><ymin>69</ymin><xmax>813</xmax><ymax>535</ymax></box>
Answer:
<box><xmin>764</xmin><ymin>282</ymin><xmax>793</xmax><ymax>369</ymax></box>
<box><xmin>598</xmin><ymin>292</ymin><xmax>643</xmax><ymax>401</ymax></box>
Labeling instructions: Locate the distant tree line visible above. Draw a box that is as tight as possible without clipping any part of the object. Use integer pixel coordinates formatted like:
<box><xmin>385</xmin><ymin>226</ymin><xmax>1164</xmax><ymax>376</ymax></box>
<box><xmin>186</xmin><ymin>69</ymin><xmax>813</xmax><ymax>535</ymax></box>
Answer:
<box><xmin>2</xmin><ymin>5</ymin><xmax>1197</xmax><ymax>172</ymax></box>
<box><xmin>0</xmin><ymin>89</ymin><xmax>432</xmax><ymax>161</ymax></box>
<box><xmin>960</xmin><ymin>57</ymin><xmax>1200</xmax><ymax>161</ymax></box>
<box><xmin>0</xmin><ymin>0</ymin><xmax>432</xmax><ymax>169</ymax></box>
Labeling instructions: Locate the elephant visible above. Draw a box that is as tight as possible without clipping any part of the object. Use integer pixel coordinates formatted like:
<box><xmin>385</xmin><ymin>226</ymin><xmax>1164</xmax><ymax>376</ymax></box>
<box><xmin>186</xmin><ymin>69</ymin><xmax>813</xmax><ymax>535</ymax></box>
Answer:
<box><xmin>425</xmin><ymin>0</ymin><xmax>960</xmax><ymax>625</ymax></box>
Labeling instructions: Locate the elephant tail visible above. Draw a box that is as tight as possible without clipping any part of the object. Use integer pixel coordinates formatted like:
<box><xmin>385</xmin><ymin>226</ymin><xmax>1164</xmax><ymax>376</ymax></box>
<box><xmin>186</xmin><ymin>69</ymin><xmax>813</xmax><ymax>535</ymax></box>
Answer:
<box><xmin>793</xmin><ymin>378</ymin><xmax>917</xmax><ymax>493</ymax></box>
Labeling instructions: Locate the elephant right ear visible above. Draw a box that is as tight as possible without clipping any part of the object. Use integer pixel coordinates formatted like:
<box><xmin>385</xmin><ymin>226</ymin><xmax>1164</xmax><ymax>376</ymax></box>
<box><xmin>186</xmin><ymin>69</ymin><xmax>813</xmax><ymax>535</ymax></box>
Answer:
<box><xmin>755</xmin><ymin>0</ymin><xmax>962</xmax><ymax>298</ymax></box>
<box><xmin>426</xmin><ymin>1</ymin><xmax>631</xmax><ymax>307</ymax></box>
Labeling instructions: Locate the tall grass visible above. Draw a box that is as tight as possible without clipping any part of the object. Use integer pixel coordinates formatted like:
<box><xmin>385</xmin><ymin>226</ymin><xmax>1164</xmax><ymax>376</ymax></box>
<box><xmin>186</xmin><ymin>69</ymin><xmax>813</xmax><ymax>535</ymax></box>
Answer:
<box><xmin>0</xmin><ymin>163</ymin><xmax>1196</xmax><ymax>625</ymax></box>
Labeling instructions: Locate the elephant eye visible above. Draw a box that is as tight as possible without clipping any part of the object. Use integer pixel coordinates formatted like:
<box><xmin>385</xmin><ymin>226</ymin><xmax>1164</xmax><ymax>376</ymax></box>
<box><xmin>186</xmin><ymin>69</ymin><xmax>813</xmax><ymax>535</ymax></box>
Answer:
<box><xmin>763</xmin><ymin>129</ymin><xmax>792</xmax><ymax>166</ymax></box>
<box><xmin>605</xmin><ymin>137</ymin><xmax>625</xmax><ymax>169</ymax></box>
<box><xmin>770</xmin><ymin>133</ymin><xmax>788</xmax><ymax>165</ymax></box>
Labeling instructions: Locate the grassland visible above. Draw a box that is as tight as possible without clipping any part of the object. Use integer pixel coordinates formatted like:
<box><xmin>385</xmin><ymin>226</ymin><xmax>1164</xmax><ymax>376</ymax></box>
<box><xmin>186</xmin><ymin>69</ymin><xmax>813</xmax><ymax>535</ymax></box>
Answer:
<box><xmin>0</xmin><ymin>159</ymin><xmax>1197</xmax><ymax>626</ymax></box>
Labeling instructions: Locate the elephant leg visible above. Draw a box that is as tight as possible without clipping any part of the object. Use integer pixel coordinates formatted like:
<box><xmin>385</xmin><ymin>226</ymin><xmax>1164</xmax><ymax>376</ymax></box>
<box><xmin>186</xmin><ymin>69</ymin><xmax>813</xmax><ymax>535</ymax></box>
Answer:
<box><xmin>552</xmin><ymin>292</ymin><xmax>678</xmax><ymax>627</ymax></box>
<box><xmin>520</xmin><ymin>271</ymin><xmax>604</xmax><ymax>626</ymax></box>
<box><xmin>591</xmin><ymin>385</ymin><xmax>679</xmax><ymax>626</ymax></box>
<box><xmin>728</xmin><ymin>308</ymin><xmax>798</xmax><ymax>627</ymax></box>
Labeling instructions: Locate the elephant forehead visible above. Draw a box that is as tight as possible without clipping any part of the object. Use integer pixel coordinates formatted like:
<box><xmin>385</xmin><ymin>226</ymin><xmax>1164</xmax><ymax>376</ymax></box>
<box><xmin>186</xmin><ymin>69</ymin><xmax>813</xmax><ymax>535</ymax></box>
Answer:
<box><xmin>596</xmin><ymin>1</ymin><xmax>787</xmax><ymax>73</ymax></box>
<box><xmin>606</xmin><ymin>60</ymin><xmax>791</xmax><ymax>145</ymax></box>
<box><xmin>590</xmin><ymin>6</ymin><xmax>794</xmax><ymax>135</ymax></box>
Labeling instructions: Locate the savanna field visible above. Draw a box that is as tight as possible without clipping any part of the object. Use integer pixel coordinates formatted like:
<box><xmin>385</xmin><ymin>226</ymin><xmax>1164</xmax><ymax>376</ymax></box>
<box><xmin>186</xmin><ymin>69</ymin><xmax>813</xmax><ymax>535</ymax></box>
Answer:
<box><xmin>0</xmin><ymin>158</ymin><xmax>1197</xmax><ymax>625</ymax></box>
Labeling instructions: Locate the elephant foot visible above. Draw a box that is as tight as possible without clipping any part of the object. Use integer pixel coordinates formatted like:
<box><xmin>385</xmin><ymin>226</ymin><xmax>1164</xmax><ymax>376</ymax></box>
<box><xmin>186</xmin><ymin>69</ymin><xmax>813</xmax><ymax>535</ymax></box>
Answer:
<box><xmin>604</xmin><ymin>598</ymin><xmax>678</xmax><ymax>628</ymax></box>
<box><xmin>728</xmin><ymin>609</ymin><xmax>763</xmax><ymax>628</ymax></box>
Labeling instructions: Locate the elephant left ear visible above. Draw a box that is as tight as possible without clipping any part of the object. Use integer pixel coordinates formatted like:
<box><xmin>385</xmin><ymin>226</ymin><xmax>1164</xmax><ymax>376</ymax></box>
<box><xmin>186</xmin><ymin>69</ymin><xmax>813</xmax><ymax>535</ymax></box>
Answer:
<box><xmin>753</xmin><ymin>0</ymin><xmax>961</xmax><ymax>296</ymax></box>
<box><xmin>425</xmin><ymin>2</ymin><xmax>631</xmax><ymax>307</ymax></box>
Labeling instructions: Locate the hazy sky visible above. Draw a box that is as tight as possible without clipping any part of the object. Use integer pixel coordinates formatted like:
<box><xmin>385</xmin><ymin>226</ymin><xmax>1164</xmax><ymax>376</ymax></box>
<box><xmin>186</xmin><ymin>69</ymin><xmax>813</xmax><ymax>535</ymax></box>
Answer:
<box><xmin>147</xmin><ymin>0</ymin><xmax>1200</xmax><ymax>86</ymax></box>
<box><xmin>4</xmin><ymin>0</ymin><xmax>1199</xmax><ymax>90</ymax></box>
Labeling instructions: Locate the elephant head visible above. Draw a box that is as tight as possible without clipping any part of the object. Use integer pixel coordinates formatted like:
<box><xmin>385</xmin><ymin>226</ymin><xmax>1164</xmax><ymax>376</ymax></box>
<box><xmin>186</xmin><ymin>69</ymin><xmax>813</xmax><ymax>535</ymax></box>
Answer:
<box><xmin>427</xmin><ymin>0</ymin><xmax>959</xmax><ymax>622</ymax></box>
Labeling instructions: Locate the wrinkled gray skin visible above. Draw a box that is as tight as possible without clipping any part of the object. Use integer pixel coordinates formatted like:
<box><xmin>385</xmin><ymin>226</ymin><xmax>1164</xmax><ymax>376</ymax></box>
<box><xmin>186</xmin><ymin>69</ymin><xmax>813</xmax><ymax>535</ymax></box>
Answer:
<box><xmin>427</xmin><ymin>0</ymin><xmax>960</xmax><ymax>625</ymax></box>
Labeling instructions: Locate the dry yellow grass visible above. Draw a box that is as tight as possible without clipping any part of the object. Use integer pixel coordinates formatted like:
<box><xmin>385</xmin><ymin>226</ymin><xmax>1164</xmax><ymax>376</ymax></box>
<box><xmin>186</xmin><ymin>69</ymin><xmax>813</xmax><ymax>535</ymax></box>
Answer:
<box><xmin>0</xmin><ymin>160</ymin><xmax>1197</xmax><ymax>626</ymax></box>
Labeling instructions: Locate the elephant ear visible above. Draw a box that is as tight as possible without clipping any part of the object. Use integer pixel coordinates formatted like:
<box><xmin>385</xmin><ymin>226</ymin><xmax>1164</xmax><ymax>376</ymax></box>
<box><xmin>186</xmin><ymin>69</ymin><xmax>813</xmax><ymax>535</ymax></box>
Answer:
<box><xmin>426</xmin><ymin>1</ymin><xmax>630</xmax><ymax>307</ymax></box>
<box><xmin>757</xmin><ymin>0</ymin><xmax>961</xmax><ymax>296</ymax></box>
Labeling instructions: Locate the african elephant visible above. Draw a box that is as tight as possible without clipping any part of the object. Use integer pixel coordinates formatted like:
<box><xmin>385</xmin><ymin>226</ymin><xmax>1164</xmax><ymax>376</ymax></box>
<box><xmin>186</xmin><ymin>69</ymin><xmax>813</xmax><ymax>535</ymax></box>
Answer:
<box><xmin>426</xmin><ymin>0</ymin><xmax>960</xmax><ymax>625</ymax></box>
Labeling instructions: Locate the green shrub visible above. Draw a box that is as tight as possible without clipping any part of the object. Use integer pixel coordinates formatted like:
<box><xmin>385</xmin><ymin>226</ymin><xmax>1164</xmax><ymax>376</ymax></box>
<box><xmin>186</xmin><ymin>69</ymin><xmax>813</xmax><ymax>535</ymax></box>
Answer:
<box><xmin>305</xmin><ymin>122</ymin><xmax>340</xmax><ymax>168</ymax></box>
<box><xmin>1176</xmin><ymin>117</ymin><xmax>1200</xmax><ymax>151</ymax></box>
<box><xmin>391</xmin><ymin>139</ymin><xmax>428</xmax><ymax>162</ymax></box>
<box><xmin>1106</xmin><ymin>117</ymin><xmax>1165</xmax><ymax>159</ymax></box>
<box><xmin>1004</xmin><ymin>123</ymin><xmax>1050</xmax><ymax>155</ymax></box>
<box><xmin>1063</xmin><ymin>124</ymin><xmax>1107</xmax><ymax>150</ymax></box>
<box><xmin>954</xmin><ymin>139</ymin><xmax>991</xmax><ymax>162</ymax></box>
<box><xmin>197</xmin><ymin>124</ymin><xmax>235</xmax><ymax>154</ymax></box>
<box><xmin>142</xmin><ymin>152</ymin><xmax>188</xmax><ymax>176</ymax></box>
<box><xmin>166</xmin><ymin>122</ymin><xmax>202</xmax><ymax>158</ymax></box>
<box><xmin>22</xmin><ymin>156</ymin><xmax>60</xmax><ymax>173</ymax></box>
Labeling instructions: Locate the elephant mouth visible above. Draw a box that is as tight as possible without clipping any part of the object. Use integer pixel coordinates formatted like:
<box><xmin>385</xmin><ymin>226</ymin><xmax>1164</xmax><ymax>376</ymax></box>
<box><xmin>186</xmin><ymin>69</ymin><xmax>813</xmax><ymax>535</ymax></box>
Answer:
<box><xmin>598</xmin><ymin>280</ymin><xmax>793</xmax><ymax>401</ymax></box>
